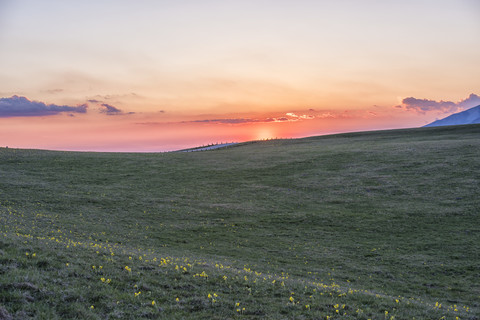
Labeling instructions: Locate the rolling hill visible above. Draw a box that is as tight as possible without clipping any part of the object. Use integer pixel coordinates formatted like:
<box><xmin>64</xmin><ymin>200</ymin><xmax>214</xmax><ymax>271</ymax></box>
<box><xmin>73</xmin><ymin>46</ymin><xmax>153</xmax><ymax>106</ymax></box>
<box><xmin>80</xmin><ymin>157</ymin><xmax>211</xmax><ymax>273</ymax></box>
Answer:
<box><xmin>0</xmin><ymin>125</ymin><xmax>479</xmax><ymax>319</ymax></box>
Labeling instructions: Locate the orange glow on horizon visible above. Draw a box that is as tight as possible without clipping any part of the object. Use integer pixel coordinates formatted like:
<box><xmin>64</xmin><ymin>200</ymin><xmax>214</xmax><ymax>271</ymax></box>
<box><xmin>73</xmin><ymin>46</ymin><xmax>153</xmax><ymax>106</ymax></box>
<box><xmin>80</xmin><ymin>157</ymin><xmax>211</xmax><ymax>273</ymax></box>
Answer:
<box><xmin>0</xmin><ymin>103</ymin><xmax>455</xmax><ymax>152</ymax></box>
<box><xmin>255</xmin><ymin>127</ymin><xmax>275</xmax><ymax>141</ymax></box>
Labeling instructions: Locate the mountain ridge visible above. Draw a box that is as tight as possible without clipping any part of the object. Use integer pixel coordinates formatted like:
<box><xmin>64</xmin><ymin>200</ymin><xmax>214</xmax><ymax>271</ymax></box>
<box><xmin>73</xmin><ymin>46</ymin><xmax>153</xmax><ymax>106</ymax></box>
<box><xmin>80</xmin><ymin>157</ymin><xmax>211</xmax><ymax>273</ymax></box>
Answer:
<box><xmin>424</xmin><ymin>104</ymin><xmax>480</xmax><ymax>127</ymax></box>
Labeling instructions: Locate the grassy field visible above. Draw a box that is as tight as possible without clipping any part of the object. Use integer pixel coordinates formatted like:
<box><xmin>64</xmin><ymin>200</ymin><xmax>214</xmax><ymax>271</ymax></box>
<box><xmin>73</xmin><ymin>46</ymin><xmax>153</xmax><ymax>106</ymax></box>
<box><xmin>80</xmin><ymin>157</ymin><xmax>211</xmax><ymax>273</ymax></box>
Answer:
<box><xmin>0</xmin><ymin>124</ymin><xmax>479</xmax><ymax>319</ymax></box>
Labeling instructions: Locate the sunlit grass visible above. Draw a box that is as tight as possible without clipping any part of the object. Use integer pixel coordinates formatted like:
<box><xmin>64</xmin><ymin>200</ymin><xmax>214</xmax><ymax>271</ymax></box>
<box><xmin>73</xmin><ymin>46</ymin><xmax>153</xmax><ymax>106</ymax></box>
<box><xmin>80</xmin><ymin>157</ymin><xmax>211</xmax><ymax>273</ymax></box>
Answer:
<box><xmin>0</xmin><ymin>124</ymin><xmax>479</xmax><ymax>319</ymax></box>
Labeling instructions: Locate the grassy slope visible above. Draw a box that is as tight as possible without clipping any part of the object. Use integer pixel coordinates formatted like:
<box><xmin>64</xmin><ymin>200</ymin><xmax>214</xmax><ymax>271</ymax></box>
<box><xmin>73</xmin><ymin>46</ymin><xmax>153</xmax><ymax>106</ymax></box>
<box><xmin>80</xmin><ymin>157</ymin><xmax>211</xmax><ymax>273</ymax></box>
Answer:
<box><xmin>0</xmin><ymin>125</ymin><xmax>479</xmax><ymax>319</ymax></box>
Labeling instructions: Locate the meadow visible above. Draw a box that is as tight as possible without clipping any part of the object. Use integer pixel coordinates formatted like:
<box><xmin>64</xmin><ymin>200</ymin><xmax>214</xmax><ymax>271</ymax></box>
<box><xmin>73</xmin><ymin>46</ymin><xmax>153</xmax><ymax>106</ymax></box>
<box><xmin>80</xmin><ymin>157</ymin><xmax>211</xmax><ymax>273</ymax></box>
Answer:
<box><xmin>0</xmin><ymin>124</ymin><xmax>479</xmax><ymax>319</ymax></box>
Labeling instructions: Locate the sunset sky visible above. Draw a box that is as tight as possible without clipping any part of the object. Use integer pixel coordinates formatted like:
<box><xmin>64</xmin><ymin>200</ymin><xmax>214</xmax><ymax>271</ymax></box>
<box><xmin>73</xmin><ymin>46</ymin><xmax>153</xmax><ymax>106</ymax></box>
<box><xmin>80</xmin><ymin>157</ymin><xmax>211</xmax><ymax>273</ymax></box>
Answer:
<box><xmin>1</xmin><ymin>0</ymin><xmax>479</xmax><ymax>151</ymax></box>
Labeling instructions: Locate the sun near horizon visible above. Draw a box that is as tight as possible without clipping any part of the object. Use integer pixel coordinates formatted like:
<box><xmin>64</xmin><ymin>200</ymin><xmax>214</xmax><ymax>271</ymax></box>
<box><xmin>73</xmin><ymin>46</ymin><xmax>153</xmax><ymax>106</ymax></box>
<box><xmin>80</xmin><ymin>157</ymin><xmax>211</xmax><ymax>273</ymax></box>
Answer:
<box><xmin>254</xmin><ymin>127</ymin><xmax>276</xmax><ymax>141</ymax></box>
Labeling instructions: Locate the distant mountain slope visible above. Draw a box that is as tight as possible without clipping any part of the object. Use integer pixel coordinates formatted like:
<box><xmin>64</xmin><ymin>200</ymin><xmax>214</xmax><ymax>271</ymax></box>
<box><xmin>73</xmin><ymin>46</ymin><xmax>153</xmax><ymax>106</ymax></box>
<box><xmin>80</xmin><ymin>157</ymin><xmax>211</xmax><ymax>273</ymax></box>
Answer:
<box><xmin>425</xmin><ymin>104</ymin><xmax>480</xmax><ymax>127</ymax></box>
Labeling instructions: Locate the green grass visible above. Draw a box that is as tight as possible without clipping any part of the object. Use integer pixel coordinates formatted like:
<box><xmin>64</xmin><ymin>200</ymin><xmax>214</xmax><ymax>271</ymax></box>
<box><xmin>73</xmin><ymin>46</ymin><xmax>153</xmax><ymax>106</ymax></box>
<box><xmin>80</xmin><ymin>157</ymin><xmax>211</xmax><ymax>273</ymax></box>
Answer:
<box><xmin>1</xmin><ymin>124</ymin><xmax>479</xmax><ymax>319</ymax></box>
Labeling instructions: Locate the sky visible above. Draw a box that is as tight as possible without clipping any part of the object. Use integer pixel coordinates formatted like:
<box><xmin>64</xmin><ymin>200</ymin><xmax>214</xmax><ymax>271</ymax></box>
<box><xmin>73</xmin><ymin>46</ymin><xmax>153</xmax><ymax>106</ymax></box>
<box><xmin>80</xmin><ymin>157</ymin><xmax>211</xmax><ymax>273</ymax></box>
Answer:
<box><xmin>0</xmin><ymin>0</ymin><xmax>479</xmax><ymax>152</ymax></box>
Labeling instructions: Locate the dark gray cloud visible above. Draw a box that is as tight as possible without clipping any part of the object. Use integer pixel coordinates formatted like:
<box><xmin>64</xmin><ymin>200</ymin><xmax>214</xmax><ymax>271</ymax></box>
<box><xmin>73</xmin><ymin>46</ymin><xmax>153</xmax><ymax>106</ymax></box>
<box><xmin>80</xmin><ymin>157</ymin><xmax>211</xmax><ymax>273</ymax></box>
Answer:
<box><xmin>400</xmin><ymin>97</ymin><xmax>456</xmax><ymax>112</ymax></box>
<box><xmin>99</xmin><ymin>103</ymin><xmax>135</xmax><ymax>115</ymax></box>
<box><xmin>0</xmin><ymin>95</ymin><xmax>87</xmax><ymax>118</ymax></box>
<box><xmin>397</xmin><ymin>93</ymin><xmax>480</xmax><ymax>113</ymax></box>
<box><xmin>100</xmin><ymin>103</ymin><xmax>123</xmax><ymax>115</ymax></box>
<box><xmin>87</xmin><ymin>100</ymin><xmax>135</xmax><ymax>115</ymax></box>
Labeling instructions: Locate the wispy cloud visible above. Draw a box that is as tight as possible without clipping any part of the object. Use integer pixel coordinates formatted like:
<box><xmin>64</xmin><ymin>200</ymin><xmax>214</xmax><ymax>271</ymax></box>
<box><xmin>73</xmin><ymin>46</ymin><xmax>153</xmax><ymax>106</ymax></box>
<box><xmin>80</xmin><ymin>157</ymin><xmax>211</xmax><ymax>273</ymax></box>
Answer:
<box><xmin>42</xmin><ymin>88</ymin><xmax>64</xmax><ymax>94</ymax></box>
<box><xmin>90</xmin><ymin>92</ymin><xmax>142</xmax><ymax>101</ymax></box>
<box><xmin>189</xmin><ymin>118</ymin><xmax>263</xmax><ymax>124</ymax></box>
<box><xmin>136</xmin><ymin>112</ymin><xmax>316</xmax><ymax>126</ymax></box>
<box><xmin>183</xmin><ymin>112</ymin><xmax>316</xmax><ymax>125</ymax></box>
<box><xmin>285</xmin><ymin>112</ymin><xmax>315</xmax><ymax>120</ymax></box>
<box><xmin>0</xmin><ymin>95</ymin><xmax>87</xmax><ymax>118</ymax></box>
<box><xmin>396</xmin><ymin>93</ymin><xmax>480</xmax><ymax>113</ymax></box>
